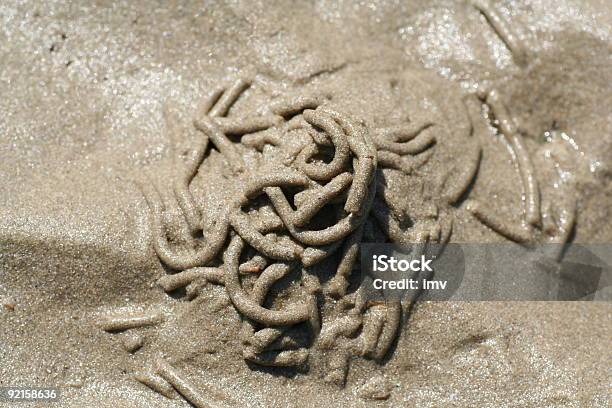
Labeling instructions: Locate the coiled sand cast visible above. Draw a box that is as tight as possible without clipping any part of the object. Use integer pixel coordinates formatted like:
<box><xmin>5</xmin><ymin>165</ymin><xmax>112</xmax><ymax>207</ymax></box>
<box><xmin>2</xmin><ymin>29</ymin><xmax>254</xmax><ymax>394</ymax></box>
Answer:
<box><xmin>138</xmin><ymin>69</ymin><xmax>574</xmax><ymax>391</ymax></box>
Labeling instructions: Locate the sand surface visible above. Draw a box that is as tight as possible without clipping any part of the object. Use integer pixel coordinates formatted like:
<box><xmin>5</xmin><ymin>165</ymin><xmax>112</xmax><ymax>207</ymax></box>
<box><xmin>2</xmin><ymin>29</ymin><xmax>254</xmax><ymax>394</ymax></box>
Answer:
<box><xmin>0</xmin><ymin>1</ymin><xmax>611</xmax><ymax>407</ymax></box>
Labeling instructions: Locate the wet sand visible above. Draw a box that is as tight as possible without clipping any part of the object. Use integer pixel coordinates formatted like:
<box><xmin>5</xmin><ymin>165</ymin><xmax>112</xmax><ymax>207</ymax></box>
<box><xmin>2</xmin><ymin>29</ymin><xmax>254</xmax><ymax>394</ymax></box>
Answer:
<box><xmin>0</xmin><ymin>1</ymin><xmax>610</xmax><ymax>407</ymax></box>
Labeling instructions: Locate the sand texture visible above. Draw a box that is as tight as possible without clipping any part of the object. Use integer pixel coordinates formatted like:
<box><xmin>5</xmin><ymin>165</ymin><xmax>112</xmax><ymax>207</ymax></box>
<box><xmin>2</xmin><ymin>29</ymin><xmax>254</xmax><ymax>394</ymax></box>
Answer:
<box><xmin>0</xmin><ymin>1</ymin><xmax>611</xmax><ymax>407</ymax></box>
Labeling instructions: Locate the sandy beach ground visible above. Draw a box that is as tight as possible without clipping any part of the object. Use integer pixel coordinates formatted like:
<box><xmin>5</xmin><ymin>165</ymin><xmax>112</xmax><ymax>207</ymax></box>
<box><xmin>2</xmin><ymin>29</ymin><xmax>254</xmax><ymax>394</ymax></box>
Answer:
<box><xmin>0</xmin><ymin>1</ymin><xmax>610</xmax><ymax>407</ymax></box>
